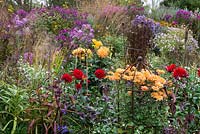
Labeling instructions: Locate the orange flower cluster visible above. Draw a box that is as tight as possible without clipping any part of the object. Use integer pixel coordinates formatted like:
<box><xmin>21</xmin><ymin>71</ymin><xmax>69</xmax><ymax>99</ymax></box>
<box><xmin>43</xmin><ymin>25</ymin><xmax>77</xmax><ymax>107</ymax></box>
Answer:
<box><xmin>159</xmin><ymin>21</ymin><xmax>172</xmax><ymax>27</ymax></box>
<box><xmin>106</xmin><ymin>66</ymin><xmax>172</xmax><ymax>101</ymax></box>
<box><xmin>92</xmin><ymin>39</ymin><xmax>110</xmax><ymax>58</ymax></box>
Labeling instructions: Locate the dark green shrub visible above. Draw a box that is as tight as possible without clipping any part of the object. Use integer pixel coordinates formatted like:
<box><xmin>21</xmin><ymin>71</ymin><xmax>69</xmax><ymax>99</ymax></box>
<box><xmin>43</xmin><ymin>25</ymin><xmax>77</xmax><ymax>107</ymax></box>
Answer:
<box><xmin>161</xmin><ymin>0</ymin><xmax>200</xmax><ymax>11</ymax></box>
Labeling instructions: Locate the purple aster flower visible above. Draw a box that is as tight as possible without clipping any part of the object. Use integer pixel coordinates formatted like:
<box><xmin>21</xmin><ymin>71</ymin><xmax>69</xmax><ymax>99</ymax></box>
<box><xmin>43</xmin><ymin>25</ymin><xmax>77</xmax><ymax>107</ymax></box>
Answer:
<box><xmin>69</xmin><ymin>24</ymin><xmax>94</xmax><ymax>47</ymax></box>
<box><xmin>16</xmin><ymin>9</ymin><xmax>28</xmax><ymax>19</ymax></box>
<box><xmin>13</xmin><ymin>15</ymin><xmax>28</xmax><ymax>28</ymax></box>
<box><xmin>163</xmin><ymin>14</ymin><xmax>173</xmax><ymax>22</ymax></box>
<box><xmin>132</xmin><ymin>15</ymin><xmax>161</xmax><ymax>35</ymax></box>
<box><xmin>176</xmin><ymin>9</ymin><xmax>191</xmax><ymax>20</ymax></box>
<box><xmin>23</xmin><ymin>52</ymin><xmax>33</xmax><ymax>65</ymax></box>
<box><xmin>57</xmin><ymin>125</ymin><xmax>71</xmax><ymax>134</ymax></box>
<box><xmin>175</xmin><ymin>9</ymin><xmax>192</xmax><ymax>24</ymax></box>
<box><xmin>196</xmin><ymin>14</ymin><xmax>200</xmax><ymax>20</ymax></box>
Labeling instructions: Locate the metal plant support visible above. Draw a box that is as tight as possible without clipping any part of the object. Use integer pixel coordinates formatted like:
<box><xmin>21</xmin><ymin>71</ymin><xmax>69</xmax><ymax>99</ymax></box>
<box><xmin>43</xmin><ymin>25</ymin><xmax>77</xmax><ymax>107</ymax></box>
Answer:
<box><xmin>124</xmin><ymin>22</ymin><xmax>158</xmax><ymax>133</ymax></box>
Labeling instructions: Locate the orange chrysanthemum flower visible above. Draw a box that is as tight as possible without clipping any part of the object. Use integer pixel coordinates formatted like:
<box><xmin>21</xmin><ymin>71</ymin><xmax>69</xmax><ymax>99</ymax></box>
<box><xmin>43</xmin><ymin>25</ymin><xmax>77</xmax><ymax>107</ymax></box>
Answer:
<box><xmin>97</xmin><ymin>46</ymin><xmax>110</xmax><ymax>58</ymax></box>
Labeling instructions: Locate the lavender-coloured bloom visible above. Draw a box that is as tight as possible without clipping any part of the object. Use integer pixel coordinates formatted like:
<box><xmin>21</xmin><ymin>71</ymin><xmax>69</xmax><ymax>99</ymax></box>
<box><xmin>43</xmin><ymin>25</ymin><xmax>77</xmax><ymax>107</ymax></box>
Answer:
<box><xmin>172</xmin><ymin>21</ymin><xmax>178</xmax><ymax>26</ymax></box>
<box><xmin>23</xmin><ymin>52</ymin><xmax>33</xmax><ymax>65</ymax></box>
<box><xmin>16</xmin><ymin>9</ymin><xmax>28</xmax><ymax>18</ymax></box>
<box><xmin>102</xmin><ymin>95</ymin><xmax>110</xmax><ymax>102</ymax></box>
<box><xmin>69</xmin><ymin>24</ymin><xmax>94</xmax><ymax>46</ymax></box>
<box><xmin>163</xmin><ymin>126</ymin><xmax>177</xmax><ymax>134</ymax></box>
<box><xmin>196</xmin><ymin>14</ymin><xmax>200</xmax><ymax>20</ymax></box>
<box><xmin>57</xmin><ymin>125</ymin><xmax>71</xmax><ymax>134</ymax></box>
<box><xmin>13</xmin><ymin>16</ymin><xmax>28</xmax><ymax>28</ymax></box>
<box><xmin>38</xmin><ymin>8</ymin><xmax>47</xmax><ymax>14</ymax></box>
<box><xmin>176</xmin><ymin>9</ymin><xmax>192</xmax><ymax>24</ymax></box>
<box><xmin>176</xmin><ymin>9</ymin><xmax>191</xmax><ymax>20</ymax></box>
<box><xmin>132</xmin><ymin>15</ymin><xmax>161</xmax><ymax>35</ymax></box>
<box><xmin>163</xmin><ymin>14</ymin><xmax>173</xmax><ymax>22</ymax></box>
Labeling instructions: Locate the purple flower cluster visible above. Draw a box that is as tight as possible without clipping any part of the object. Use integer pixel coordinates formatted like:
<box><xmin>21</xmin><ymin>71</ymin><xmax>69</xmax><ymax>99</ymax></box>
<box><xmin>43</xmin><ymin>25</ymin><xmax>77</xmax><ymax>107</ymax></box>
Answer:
<box><xmin>70</xmin><ymin>24</ymin><xmax>94</xmax><ymax>46</ymax></box>
<box><xmin>128</xmin><ymin>4</ymin><xmax>145</xmax><ymax>15</ymax></box>
<box><xmin>23</xmin><ymin>52</ymin><xmax>33</xmax><ymax>65</ymax></box>
<box><xmin>56</xmin><ymin>29</ymin><xmax>71</xmax><ymax>42</ymax></box>
<box><xmin>56</xmin><ymin>24</ymin><xmax>94</xmax><ymax>48</ymax></box>
<box><xmin>11</xmin><ymin>9</ymin><xmax>29</xmax><ymax>29</ymax></box>
<box><xmin>176</xmin><ymin>9</ymin><xmax>191</xmax><ymax>20</ymax></box>
<box><xmin>57</xmin><ymin>125</ymin><xmax>71</xmax><ymax>134</ymax></box>
<box><xmin>132</xmin><ymin>15</ymin><xmax>161</xmax><ymax>34</ymax></box>
<box><xmin>163</xmin><ymin>14</ymin><xmax>173</xmax><ymax>22</ymax></box>
<box><xmin>13</xmin><ymin>15</ymin><xmax>28</xmax><ymax>28</ymax></box>
<box><xmin>50</xmin><ymin>6</ymin><xmax>78</xmax><ymax>19</ymax></box>
<box><xmin>36</xmin><ymin>6</ymin><xmax>88</xmax><ymax>27</ymax></box>
<box><xmin>197</xmin><ymin>14</ymin><xmax>200</xmax><ymax>20</ymax></box>
<box><xmin>16</xmin><ymin>9</ymin><xmax>28</xmax><ymax>19</ymax></box>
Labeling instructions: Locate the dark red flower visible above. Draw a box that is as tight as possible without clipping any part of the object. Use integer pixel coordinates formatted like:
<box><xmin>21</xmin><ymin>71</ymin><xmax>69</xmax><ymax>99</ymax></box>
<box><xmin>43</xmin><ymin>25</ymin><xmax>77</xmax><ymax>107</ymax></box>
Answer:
<box><xmin>166</xmin><ymin>64</ymin><xmax>176</xmax><ymax>72</ymax></box>
<box><xmin>75</xmin><ymin>83</ymin><xmax>82</xmax><ymax>90</ymax></box>
<box><xmin>198</xmin><ymin>68</ymin><xmax>200</xmax><ymax>77</ymax></box>
<box><xmin>94</xmin><ymin>69</ymin><xmax>106</xmax><ymax>79</ymax></box>
<box><xmin>61</xmin><ymin>73</ymin><xmax>73</xmax><ymax>83</ymax></box>
<box><xmin>173</xmin><ymin>67</ymin><xmax>188</xmax><ymax>78</ymax></box>
<box><xmin>73</xmin><ymin>69</ymin><xmax>84</xmax><ymax>80</ymax></box>
<box><xmin>87</xmin><ymin>79</ymin><xmax>91</xmax><ymax>84</ymax></box>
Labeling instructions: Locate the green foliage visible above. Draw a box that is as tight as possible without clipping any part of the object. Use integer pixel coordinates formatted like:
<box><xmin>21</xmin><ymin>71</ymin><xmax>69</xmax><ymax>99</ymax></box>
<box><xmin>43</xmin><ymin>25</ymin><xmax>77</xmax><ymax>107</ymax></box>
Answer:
<box><xmin>153</xmin><ymin>27</ymin><xmax>200</xmax><ymax>65</ymax></box>
<box><xmin>161</xmin><ymin>0</ymin><xmax>200</xmax><ymax>11</ymax></box>
<box><xmin>102</xmin><ymin>35</ymin><xmax>126</xmax><ymax>58</ymax></box>
<box><xmin>0</xmin><ymin>81</ymin><xmax>29</xmax><ymax>133</ymax></box>
<box><xmin>164</xmin><ymin>67</ymin><xmax>200</xmax><ymax>133</ymax></box>
<box><xmin>34</xmin><ymin>12</ymin><xmax>71</xmax><ymax>35</ymax></box>
<box><xmin>17</xmin><ymin>58</ymin><xmax>49</xmax><ymax>89</ymax></box>
<box><xmin>116</xmin><ymin>0</ymin><xmax>143</xmax><ymax>6</ymax></box>
<box><xmin>149</xmin><ymin>6</ymin><xmax>178</xmax><ymax>21</ymax></box>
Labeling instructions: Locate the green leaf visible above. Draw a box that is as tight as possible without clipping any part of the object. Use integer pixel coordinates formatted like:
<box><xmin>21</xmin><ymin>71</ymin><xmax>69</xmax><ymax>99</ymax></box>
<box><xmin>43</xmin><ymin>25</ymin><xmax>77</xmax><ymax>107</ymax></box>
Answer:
<box><xmin>2</xmin><ymin>120</ymin><xmax>13</xmax><ymax>131</ymax></box>
<box><xmin>118</xmin><ymin>128</ymin><xmax>124</xmax><ymax>134</ymax></box>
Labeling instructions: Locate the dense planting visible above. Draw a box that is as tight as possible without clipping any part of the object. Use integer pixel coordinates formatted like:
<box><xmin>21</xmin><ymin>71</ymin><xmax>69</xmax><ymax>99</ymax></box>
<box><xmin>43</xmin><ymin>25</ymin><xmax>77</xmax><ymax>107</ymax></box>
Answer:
<box><xmin>0</xmin><ymin>1</ymin><xmax>199</xmax><ymax>134</ymax></box>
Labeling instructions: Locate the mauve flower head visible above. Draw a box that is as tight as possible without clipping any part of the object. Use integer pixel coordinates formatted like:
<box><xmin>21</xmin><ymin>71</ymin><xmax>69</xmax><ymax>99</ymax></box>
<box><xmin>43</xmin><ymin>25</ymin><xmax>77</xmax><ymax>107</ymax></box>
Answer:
<box><xmin>163</xmin><ymin>126</ymin><xmax>177</xmax><ymax>134</ymax></box>
<box><xmin>197</xmin><ymin>14</ymin><xmax>200</xmax><ymax>20</ymax></box>
<box><xmin>51</xmin><ymin>7</ymin><xmax>78</xmax><ymax>19</ymax></box>
<box><xmin>38</xmin><ymin>8</ymin><xmax>47</xmax><ymax>14</ymax></box>
<box><xmin>69</xmin><ymin>24</ymin><xmax>94</xmax><ymax>46</ymax></box>
<box><xmin>128</xmin><ymin>5</ymin><xmax>144</xmax><ymax>15</ymax></box>
<box><xmin>57</xmin><ymin>125</ymin><xmax>71</xmax><ymax>134</ymax></box>
<box><xmin>16</xmin><ymin>9</ymin><xmax>28</xmax><ymax>19</ymax></box>
<box><xmin>163</xmin><ymin>14</ymin><xmax>173</xmax><ymax>22</ymax></box>
<box><xmin>55</xmin><ymin>29</ymin><xmax>71</xmax><ymax>43</ymax></box>
<box><xmin>172</xmin><ymin>21</ymin><xmax>178</xmax><ymax>26</ymax></box>
<box><xmin>176</xmin><ymin>9</ymin><xmax>193</xmax><ymax>24</ymax></box>
<box><xmin>132</xmin><ymin>15</ymin><xmax>161</xmax><ymax>34</ymax></box>
<box><xmin>176</xmin><ymin>9</ymin><xmax>191</xmax><ymax>20</ymax></box>
<box><xmin>13</xmin><ymin>16</ymin><xmax>28</xmax><ymax>28</ymax></box>
<box><xmin>23</xmin><ymin>52</ymin><xmax>33</xmax><ymax>65</ymax></box>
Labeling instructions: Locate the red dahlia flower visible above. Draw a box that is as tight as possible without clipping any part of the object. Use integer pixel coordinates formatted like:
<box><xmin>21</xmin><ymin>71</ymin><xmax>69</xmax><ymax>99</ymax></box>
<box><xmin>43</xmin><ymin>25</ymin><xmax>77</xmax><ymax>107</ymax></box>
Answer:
<box><xmin>198</xmin><ymin>68</ymin><xmax>200</xmax><ymax>77</ymax></box>
<box><xmin>75</xmin><ymin>83</ymin><xmax>82</xmax><ymax>90</ymax></box>
<box><xmin>166</xmin><ymin>64</ymin><xmax>176</xmax><ymax>72</ymax></box>
<box><xmin>73</xmin><ymin>69</ymin><xmax>84</xmax><ymax>80</ymax></box>
<box><xmin>173</xmin><ymin>67</ymin><xmax>188</xmax><ymax>78</ymax></box>
<box><xmin>61</xmin><ymin>73</ymin><xmax>73</xmax><ymax>83</ymax></box>
<box><xmin>94</xmin><ymin>69</ymin><xmax>106</xmax><ymax>79</ymax></box>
